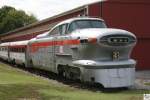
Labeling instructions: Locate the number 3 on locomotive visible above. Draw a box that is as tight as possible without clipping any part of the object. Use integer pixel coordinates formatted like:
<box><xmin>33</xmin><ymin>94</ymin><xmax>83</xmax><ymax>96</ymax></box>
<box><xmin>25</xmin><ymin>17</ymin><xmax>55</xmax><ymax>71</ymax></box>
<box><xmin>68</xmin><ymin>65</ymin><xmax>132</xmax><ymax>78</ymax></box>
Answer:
<box><xmin>112</xmin><ymin>51</ymin><xmax>119</xmax><ymax>60</ymax></box>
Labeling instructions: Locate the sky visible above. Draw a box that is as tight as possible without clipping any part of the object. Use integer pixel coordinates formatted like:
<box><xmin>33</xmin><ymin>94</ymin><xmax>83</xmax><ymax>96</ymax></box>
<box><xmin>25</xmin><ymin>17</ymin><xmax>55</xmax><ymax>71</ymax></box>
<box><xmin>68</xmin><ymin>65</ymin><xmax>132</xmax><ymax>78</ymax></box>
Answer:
<box><xmin>0</xmin><ymin>0</ymin><xmax>103</xmax><ymax>20</ymax></box>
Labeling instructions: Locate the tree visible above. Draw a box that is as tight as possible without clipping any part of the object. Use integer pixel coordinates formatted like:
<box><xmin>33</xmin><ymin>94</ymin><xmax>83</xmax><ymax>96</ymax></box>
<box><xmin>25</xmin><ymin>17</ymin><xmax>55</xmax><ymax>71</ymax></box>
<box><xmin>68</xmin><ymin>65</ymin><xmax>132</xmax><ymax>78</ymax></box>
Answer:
<box><xmin>0</xmin><ymin>6</ymin><xmax>38</xmax><ymax>34</ymax></box>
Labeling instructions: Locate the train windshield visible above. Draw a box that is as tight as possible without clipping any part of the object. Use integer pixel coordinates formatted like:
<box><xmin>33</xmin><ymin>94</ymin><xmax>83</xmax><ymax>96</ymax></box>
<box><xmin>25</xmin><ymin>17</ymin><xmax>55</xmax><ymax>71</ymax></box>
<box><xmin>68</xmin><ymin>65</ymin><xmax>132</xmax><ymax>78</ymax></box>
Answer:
<box><xmin>68</xmin><ymin>20</ymin><xmax>107</xmax><ymax>33</ymax></box>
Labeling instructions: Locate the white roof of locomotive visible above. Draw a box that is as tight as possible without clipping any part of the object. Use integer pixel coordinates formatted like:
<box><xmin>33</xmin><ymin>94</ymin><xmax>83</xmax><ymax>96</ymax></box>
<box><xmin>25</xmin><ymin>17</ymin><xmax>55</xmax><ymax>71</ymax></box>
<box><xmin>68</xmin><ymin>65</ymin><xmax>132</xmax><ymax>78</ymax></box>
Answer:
<box><xmin>30</xmin><ymin>17</ymin><xmax>105</xmax><ymax>42</ymax></box>
<box><xmin>35</xmin><ymin>31</ymin><xmax>50</xmax><ymax>39</ymax></box>
<box><xmin>0</xmin><ymin>42</ymin><xmax>10</xmax><ymax>46</ymax></box>
<box><xmin>10</xmin><ymin>40</ymin><xmax>29</xmax><ymax>46</ymax></box>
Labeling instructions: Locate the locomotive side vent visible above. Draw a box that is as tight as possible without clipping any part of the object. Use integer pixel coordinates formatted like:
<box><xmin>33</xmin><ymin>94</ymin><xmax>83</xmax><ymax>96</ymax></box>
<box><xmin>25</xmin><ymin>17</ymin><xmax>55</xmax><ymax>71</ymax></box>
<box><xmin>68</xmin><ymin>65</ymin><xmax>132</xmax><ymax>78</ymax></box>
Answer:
<box><xmin>80</xmin><ymin>39</ymin><xmax>88</xmax><ymax>44</ymax></box>
<box><xmin>100</xmin><ymin>34</ymin><xmax>136</xmax><ymax>46</ymax></box>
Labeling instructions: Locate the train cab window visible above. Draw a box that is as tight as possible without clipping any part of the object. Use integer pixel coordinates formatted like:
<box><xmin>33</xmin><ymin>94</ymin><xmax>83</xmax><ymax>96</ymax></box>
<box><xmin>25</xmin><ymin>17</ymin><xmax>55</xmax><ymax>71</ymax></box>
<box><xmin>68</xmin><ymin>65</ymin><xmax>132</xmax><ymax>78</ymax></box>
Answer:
<box><xmin>59</xmin><ymin>24</ymin><xmax>68</xmax><ymax>35</ymax></box>
<box><xmin>68</xmin><ymin>20</ymin><xmax>107</xmax><ymax>33</ymax></box>
<box><xmin>50</xmin><ymin>27</ymin><xmax>60</xmax><ymax>35</ymax></box>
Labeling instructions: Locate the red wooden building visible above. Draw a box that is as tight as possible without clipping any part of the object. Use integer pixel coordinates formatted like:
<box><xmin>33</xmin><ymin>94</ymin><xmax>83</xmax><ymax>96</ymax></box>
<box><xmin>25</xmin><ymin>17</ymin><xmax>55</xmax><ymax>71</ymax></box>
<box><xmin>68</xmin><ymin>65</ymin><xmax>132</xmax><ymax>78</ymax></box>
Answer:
<box><xmin>0</xmin><ymin>0</ymin><xmax>150</xmax><ymax>70</ymax></box>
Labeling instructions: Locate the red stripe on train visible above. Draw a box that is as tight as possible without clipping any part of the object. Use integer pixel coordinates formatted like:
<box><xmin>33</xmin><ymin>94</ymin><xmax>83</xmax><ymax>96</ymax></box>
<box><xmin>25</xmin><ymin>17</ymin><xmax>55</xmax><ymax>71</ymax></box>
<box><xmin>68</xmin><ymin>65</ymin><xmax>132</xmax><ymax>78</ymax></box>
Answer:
<box><xmin>30</xmin><ymin>38</ymin><xmax>97</xmax><ymax>52</ymax></box>
<box><xmin>31</xmin><ymin>39</ymin><xmax>80</xmax><ymax>47</ymax></box>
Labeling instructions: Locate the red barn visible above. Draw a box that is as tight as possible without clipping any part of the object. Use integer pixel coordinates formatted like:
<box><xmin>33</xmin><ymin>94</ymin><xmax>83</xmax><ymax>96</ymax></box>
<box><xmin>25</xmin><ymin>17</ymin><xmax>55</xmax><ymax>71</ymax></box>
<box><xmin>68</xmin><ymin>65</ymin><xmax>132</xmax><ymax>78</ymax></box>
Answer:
<box><xmin>0</xmin><ymin>0</ymin><xmax>150</xmax><ymax>70</ymax></box>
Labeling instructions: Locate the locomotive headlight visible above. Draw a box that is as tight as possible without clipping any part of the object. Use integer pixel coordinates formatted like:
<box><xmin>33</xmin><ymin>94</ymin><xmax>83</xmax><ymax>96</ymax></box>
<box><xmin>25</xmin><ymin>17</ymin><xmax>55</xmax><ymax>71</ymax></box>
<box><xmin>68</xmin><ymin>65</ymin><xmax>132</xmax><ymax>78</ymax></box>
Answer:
<box><xmin>108</xmin><ymin>37</ymin><xmax>129</xmax><ymax>43</ymax></box>
<box><xmin>99</xmin><ymin>34</ymin><xmax>136</xmax><ymax>46</ymax></box>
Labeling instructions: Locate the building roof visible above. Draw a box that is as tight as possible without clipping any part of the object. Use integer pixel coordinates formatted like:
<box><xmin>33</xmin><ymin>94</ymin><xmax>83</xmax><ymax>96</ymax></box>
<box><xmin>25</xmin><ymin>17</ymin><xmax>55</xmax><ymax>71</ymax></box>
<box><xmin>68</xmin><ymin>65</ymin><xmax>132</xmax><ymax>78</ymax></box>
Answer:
<box><xmin>0</xmin><ymin>6</ymin><xmax>85</xmax><ymax>37</ymax></box>
<box><xmin>0</xmin><ymin>0</ymin><xmax>105</xmax><ymax>37</ymax></box>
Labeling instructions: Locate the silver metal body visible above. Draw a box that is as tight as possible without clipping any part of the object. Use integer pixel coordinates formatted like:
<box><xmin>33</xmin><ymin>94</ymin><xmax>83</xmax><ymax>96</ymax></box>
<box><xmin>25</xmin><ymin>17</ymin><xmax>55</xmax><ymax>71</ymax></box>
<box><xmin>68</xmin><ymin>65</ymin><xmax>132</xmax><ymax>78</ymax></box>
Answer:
<box><xmin>9</xmin><ymin>41</ymin><xmax>28</xmax><ymax>65</ymax></box>
<box><xmin>0</xmin><ymin>42</ymin><xmax>9</xmax><ymax>61</ymax></box>
<box><xmin>0</xmin><ymin>17</ymin><xmax>137</xmax><ymax>88</ymax></box>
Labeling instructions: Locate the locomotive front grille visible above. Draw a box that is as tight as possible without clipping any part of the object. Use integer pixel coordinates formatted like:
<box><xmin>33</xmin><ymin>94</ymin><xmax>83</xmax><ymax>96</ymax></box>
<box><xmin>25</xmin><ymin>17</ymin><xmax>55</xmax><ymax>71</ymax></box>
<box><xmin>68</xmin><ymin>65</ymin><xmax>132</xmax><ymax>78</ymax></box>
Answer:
<box><xmin>99</xmin><ymin>34</ymin><xmax>136</xmax><ymax>46</ymax></box>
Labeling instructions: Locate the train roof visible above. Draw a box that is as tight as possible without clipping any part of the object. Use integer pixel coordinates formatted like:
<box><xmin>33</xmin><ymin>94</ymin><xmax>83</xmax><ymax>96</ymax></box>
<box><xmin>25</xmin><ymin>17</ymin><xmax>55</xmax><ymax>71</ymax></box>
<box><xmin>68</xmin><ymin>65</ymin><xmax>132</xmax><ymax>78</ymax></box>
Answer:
<box><xmin>34</xmin><ymin>17</ymin><xmax>105</xmax><ymax>40</ymax></box>
<box><xmin>0</xmin><ymin>42</ymin><xmax>10</xmax><ymax>46</ymax></box>
<box><xmin>35</xmin><ymin>31</ymin><xmax>50</xmax><ymax>39</ymax></box>
<box><xmin>10</xmin><ymin>40</ymin><xmax>29</xmax><ymax>46</ymax></box>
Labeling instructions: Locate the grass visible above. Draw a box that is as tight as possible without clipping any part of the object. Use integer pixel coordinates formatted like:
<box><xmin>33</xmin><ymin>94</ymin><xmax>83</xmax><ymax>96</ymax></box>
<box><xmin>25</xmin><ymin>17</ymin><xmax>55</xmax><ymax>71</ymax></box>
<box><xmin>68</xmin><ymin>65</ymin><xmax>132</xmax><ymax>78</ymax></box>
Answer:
<box><xmin>0</xmin><ymin>62</ymin><xmax>149</xmax><ymax>100</ymax></box>
<box><xmin>144</xmin><ymin>82</ymin><xmax>150</xmax><ymax>86</ymax></box>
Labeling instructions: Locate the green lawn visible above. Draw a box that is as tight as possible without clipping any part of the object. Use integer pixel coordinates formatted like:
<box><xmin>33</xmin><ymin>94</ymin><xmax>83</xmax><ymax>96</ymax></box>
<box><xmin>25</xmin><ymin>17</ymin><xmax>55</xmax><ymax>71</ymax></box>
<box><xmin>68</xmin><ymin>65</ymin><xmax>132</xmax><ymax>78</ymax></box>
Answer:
<box><xmin>0</xmin><ymin>62</ymin><xmax>149</xmax><ymax>100</ymax></box>
<box><xmin>145</xmin><ymin>82</ymin><xmax>150</xmax><ymax>86</ymax></box>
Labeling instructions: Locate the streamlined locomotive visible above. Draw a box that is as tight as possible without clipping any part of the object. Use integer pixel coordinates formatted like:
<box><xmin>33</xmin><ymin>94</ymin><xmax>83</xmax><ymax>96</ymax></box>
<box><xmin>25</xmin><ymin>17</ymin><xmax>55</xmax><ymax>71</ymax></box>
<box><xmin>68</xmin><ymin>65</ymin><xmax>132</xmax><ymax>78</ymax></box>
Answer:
<box><xmin>0</xmin><ymin>17</ymin><xmax>137</xmax><ymax>88</ymax></box>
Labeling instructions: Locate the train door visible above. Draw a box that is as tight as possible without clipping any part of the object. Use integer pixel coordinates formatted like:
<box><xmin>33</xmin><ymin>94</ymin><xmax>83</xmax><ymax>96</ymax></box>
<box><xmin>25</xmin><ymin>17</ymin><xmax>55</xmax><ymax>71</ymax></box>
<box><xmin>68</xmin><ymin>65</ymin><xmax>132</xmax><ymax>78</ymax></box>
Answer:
<box><xmin>59</xmin><ymin>24</ymin><xmax>71</xmax><ymax>55</ymax></box>
<box><xmin>48</xmin><ymin>38</ymin><xmax>56</xmax><ymax>72</ymax></box>
<box><xmin>56</xmin><ymin>24</ymin><xmax>73</xmax><ymax>66</ymax></box>
<box><xmin>8</xmin><ymin>45</ymin><xmax>10</xmax><ymax>62</ymax></box>
<box><xmin>48</xmin><ymin>23</ymin><xmax>69</xmax><ymax>73</ymax></box>
<box><xmin>48</xmin><ymin>26</ymin><xmax>60</xmax><ymax>72</ymax></box>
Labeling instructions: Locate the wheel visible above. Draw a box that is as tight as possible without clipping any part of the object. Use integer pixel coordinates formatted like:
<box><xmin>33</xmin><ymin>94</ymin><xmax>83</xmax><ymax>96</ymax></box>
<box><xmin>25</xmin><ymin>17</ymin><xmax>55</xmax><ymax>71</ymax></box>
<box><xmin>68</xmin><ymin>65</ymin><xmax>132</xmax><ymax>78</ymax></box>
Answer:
<box><xmin>12</xmin><ymin>59</ymin><xmax>16</xmax><ymax>65</ymax></box>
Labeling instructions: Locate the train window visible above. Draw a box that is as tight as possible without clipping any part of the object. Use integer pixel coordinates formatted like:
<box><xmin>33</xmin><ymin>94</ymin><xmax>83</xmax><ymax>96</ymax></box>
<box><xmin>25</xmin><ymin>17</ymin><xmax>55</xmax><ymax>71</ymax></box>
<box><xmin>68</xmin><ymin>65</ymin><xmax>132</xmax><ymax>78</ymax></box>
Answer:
<box><xmin>17</xmin><ymin>48</ymin><xmax>19</xmax><ymax>52</ymax></box>
<box><xmin>68</xmin><ymin>22</ymin><xmax>77</xmax><ymax>33</ymax></box>
<box><xmin>22</xmin><ymin>48</ymin><xmax>25</xmax><ymax>52</ymax></box>
<box><xmin>59</xmin><ymin>24</ymin><xmax>68</xmax><ymax>35</ymax></box>
<box><xmin>11</xmin><ymin>48</ymin><xmax>13</xmax><ymax>52</ymax></box>
<box><xmin>68</xmin><ymin>20</ymin><xmax>107</xmax><ymax>33</ymax></box>
<box><xmin>14</xmin><ymin>48</ymin><xmax>15</xmax><ymax>52</ymax></box>
<box><xmin>50</xmin><ymin>27</ymin><xmax>60</xmax><ymax>35</ymax></box>
<box><xmin>18</xmin><ymin>48</ymin><xmax>20</xmax><ymax>52</ymax></box>
<box><xmin>14</xmin><ymin>48</ymin><xmax>16</xmax><ymax>52</ymax></box>
<box><xmin>19</xmin><ymin>48</ymin><xmax>21</xmax><ymax>52</ymax></box>
<box><xmin>20</xmin><ymin>48</ymin><xmax>22</xmax><ymax>52</ymax></box>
